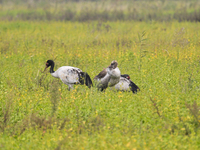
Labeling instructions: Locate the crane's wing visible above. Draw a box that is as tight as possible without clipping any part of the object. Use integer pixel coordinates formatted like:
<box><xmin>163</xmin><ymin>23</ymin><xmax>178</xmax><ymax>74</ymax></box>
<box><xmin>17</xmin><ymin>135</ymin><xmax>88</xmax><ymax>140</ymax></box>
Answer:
<box><xmin>58</xmin><ymin>67</ymin><xmax>82</xmax><ymax>84</ymax></box>
<box><xmin>94</xmin><ymin>69</ymin><xmax>107</xmax><ymax>80</ymax></box>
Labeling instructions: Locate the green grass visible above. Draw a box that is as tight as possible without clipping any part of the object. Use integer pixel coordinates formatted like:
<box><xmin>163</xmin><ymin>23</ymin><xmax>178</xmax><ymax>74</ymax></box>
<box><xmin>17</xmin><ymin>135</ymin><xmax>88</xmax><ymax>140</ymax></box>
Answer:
<box><xmin>0</xmin><ymin>21</ymin><xmax>200</xmax><ymax>149</ymax></box>
<box><xmin>1</xmin><ymin>1</ymin><xmax>200</xmax><ymax>22</ymax></box>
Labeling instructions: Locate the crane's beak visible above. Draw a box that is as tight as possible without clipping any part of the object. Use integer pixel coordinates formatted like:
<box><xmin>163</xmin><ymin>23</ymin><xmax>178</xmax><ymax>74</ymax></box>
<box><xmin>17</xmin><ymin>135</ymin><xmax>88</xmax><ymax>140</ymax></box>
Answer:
<box><xmin>43</xmin><ymin>63</ymin><xmax>48</xmax><ymax>73</ymax></box>
<box><xmin>43</xmin><ymin>66</ymin><xmax>47</xmax><ymax>72</ymax></box>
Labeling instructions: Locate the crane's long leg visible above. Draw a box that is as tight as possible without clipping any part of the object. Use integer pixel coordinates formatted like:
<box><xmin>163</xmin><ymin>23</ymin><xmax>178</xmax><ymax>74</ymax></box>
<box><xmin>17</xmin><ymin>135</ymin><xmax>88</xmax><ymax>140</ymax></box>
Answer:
<box><xmin>67</xmin><ymin>84</ymin><xmax>74</xmax><ymax>91</ymax></box>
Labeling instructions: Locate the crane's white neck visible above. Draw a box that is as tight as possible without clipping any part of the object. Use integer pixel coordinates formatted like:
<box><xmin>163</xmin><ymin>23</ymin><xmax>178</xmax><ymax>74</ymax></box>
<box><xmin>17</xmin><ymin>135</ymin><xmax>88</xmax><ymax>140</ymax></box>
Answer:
<box><xmin>107</xmin><ymin>67</ymin><xmax>121</xmax><ymax>78</ymax></box>
<box><xmin>51</xmin><ymin>72</ymin><xmax>59</xmax><ymax>78</ymax></box>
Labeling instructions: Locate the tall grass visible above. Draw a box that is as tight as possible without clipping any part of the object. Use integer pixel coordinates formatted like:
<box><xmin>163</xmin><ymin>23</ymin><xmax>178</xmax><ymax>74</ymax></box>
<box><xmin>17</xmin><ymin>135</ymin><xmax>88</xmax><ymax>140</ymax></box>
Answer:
<box><xmin>0</xmin><ymin>21</ymin><xmax>200</xmax><ymax>149</ymax></box>
<box><xmin>1</xmin><ymin>0</ymin><xmax>200</xmax><ymax>22</ymax></box>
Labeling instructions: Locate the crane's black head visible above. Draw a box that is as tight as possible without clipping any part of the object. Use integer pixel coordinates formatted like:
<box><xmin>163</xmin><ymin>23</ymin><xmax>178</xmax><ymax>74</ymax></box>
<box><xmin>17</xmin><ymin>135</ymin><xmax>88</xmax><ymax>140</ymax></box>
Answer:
<box><xmin>44</xmin><ymin>60</ymin><xmax>54</xmax><ymax>72</ymax></box>
<box><xmin>109</xmin><ymin>60</ymin><xmax>118</xmax><ymax>69</ymax></box>
<box><xmin>46</xmin><ymin>60</ymin><xmax>54</xmax><ymax>68</ymax></box>
<box><xmin>121</xmin><ymin>74</ymin><xmax>130</xmax><ymax>80</ymax></box>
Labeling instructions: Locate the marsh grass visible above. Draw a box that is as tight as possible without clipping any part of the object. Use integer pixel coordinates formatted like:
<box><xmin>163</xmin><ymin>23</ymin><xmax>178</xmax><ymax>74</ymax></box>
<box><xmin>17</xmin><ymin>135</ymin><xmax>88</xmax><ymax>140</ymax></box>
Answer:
<box><xmin>0</xmin><ymin>91</ymin><xmax>13</xmax><ymax>133</ymax></box>
<box><xmin>1</xmin><ymin>1</ymin><xmax>200</xmax><ymax>22</ymax></box>
<box><xmin>0</xmin><ymin>20</ymin><xmax>200</xmax><ymax>149</ymax></box>
<box><xmin>50</xmin><ymin>79</ymin><xmax>60</xmax><ymax>116</ymax></box>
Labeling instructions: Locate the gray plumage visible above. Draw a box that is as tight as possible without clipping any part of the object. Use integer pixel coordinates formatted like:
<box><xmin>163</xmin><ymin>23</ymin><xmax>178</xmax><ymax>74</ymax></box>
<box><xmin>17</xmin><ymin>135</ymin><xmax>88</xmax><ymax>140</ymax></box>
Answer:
<box><xmin>94</xmin><ymin>60</ymin><xmax>121</xmax><ymax>91</ymax></box>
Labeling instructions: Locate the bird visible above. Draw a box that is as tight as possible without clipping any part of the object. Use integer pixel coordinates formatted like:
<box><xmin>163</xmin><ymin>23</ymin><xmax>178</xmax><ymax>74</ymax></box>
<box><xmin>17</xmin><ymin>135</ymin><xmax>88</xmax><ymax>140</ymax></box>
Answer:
<box><xmin>94</xmin><ymin>60</ymin><xmax>121</xmax><ymax>91</ymax></box>
<box><xmin>114</xmin><ymin>74</ymin><xmax>140</xmax><ymax>93</ymax></box>
<box><xmin>44</xmin><ymin>60</ymin><xmax>93</xmax><ymax>91</ymax></box>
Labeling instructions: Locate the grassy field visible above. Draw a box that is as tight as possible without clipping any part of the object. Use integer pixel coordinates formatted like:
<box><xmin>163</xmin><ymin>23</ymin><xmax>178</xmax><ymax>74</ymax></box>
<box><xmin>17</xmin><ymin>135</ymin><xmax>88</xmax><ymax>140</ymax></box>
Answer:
<box><xmin>1</xmin><ymin>0</ymin><xmax>200</xmax><ymax>22</ymax></box>
<box><xmin>0</xmin><ymin>20</ymin><xmax>200</xmax><ymax>149</ymax></box>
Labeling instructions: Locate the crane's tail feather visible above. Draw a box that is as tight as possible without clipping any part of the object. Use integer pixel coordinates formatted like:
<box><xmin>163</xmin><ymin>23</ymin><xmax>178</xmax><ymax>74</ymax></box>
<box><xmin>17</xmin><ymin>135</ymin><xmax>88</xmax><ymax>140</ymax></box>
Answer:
<box><xmin>80</xmin><ymin>72</ymin><xmax>93</xmax><ymax>88</ymax></box>
<box><xmin>129</xmin><ymin>81</ymin><xmax>140</xmax><ymax>94</ymax></box>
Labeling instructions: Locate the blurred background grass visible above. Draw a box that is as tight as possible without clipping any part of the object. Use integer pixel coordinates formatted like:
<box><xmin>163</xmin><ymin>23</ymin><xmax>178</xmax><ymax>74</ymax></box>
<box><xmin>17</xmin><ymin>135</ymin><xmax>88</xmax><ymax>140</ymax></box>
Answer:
<box><xmin>0</xmin><ymin>0</ymin><xmax>200</xmax><ymax>22</ymax></box>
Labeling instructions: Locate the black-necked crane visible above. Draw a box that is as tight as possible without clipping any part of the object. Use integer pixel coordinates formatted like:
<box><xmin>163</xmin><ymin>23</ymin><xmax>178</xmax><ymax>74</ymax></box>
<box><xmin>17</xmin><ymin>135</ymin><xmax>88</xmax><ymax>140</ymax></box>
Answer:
<box><xmin>44</xmin><ymin>60</ymin><xmax>93</xmax><ymax>90</ymax></box>
<box><xmin>94</xmin><ymin>60</ymin><xmax>121</xmax><ymax>91</ymax></box>
<box><xmin>115</xmin><ymin>74</ymin><xmax>140</xmax><ymax>93</ymax></box>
